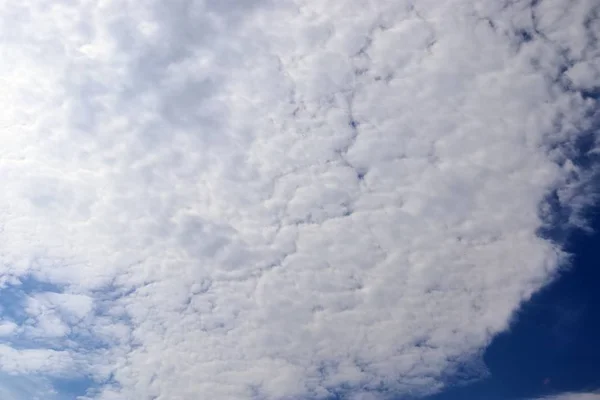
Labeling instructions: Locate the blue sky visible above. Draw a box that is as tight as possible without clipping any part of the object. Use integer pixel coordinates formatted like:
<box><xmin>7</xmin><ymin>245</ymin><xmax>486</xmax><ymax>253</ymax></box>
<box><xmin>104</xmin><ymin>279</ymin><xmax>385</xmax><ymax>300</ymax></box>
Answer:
<box><xmin>418</xmin><ymin>100</ymin><xmax>600</xmax><ymax>400</ymax></box>
<box><xmin>420</xmin><ymin>205</ymin><xmax>600</xmax><ymax>400</ymax></box>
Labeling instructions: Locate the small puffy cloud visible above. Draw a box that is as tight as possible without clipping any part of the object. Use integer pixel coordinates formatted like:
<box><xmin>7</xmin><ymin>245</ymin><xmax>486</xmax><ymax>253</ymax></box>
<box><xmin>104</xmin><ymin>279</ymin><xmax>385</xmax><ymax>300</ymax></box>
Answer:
<box><xmin>25</xmin><ymin>293</ymin><xmax>93</xmax><ymax>322</ymax></box>
<box><xmin>0</xmin><ymin>321</ymin><xmax>17</xmax><ymax>337</ymax></box>
<box><xmin>23</xmin><ymin>292</ymin><xmax>93</xmax><ymax>338</ymax></box>
<box><xmin>0</xmin><ymin>345</ymin><xmax>76</xmax><ymax>376</ymax></box>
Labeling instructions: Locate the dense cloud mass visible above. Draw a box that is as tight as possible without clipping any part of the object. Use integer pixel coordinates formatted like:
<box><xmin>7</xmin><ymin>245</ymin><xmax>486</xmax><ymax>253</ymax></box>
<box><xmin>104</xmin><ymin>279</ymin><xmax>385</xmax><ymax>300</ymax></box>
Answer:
<box><xmin>0</xmin><ymin>0</ymin><xmax>598</xmax><ymax>399</ymax></box>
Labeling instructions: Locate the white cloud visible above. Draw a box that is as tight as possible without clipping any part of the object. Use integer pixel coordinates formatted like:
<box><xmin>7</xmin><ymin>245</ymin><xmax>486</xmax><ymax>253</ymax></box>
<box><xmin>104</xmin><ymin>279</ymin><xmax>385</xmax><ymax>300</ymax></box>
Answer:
<box><xmin>0</xmin><ymin>0</ymin><xmax>597</xmax><ymax>399</ymax></box>
<box><xmin>0</xmin><ymin>321</ymin><xmax>17</xmax><ymax>337</ymax></box>
<box><xmin>0</xmin><ymin>373</ymin><xmax>62</xmax><ymax>400</ymax></box>
<box><xmin>23</xmin><ymin>292</ymin><xmax>93</xmax><ymax>338</ymax></box>
<box><xmin>533</xmin><ymin>393</ymin><xmax>600</xmax><ymax>400</ymax></box>
<box><xmin>0</xmin><ymin>345</ymin><xmax>77</xmax><ymax>376</ymax></box>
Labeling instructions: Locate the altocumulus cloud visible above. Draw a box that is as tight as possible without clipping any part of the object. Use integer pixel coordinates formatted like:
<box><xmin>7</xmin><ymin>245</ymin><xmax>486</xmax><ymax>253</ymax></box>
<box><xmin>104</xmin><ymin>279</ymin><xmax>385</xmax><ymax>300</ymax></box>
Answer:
<box><xmin>0</xmin><ymin>0</ymin><xmax>598</xmax><ymax>399</ymax></box>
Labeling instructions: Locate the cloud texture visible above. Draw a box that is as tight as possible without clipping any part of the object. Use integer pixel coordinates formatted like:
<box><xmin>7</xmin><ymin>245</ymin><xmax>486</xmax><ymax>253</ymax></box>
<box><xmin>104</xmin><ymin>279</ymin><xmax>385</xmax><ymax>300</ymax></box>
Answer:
<box><xmin>0</xmin><ymin>0</ymin><xmax>598</xmax><ymax>399</ymax></box>
<box><xmin>534</xmin><ymin>393</ymin><xmax>600</xmax><ymax>400</ymax></box>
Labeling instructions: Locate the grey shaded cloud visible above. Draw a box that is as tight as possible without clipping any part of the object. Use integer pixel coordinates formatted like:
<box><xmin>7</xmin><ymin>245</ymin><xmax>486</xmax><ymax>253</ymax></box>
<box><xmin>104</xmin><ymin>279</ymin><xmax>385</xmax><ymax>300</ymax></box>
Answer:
<box><xmin>0</xmin><ymin>0</ymin><xmax>597</xmax><ymax>399</ymax></box>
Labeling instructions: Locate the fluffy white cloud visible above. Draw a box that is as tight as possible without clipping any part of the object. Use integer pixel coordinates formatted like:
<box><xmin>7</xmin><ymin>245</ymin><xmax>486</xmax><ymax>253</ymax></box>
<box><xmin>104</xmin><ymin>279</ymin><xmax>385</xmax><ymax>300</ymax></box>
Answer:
<box><xmin>24</xmin><ymin>292</ymin><xmax>93</xmax><ymax>338</ymax></box>
<box><xmin>0</xmin><ymin>345</ymin><xmax>77</xmax><ymax>376</ymax></box>
<box><xmin>0</xmin><ymin>0</ymin><xmax>597</xmax><ymax>399</ymax></box>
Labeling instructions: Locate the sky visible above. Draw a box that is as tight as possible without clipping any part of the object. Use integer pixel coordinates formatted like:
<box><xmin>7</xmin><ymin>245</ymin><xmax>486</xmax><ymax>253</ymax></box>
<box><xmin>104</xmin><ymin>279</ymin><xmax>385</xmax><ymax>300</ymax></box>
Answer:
<box><xmin>421</xmin><ymin>203</ymin><xmax>600</xmax><ymax>400</ymax></box>
<box><xmin>0</xmin><ymin>0</ymin><xmax>597</xmax><ymax>399</ymax></box>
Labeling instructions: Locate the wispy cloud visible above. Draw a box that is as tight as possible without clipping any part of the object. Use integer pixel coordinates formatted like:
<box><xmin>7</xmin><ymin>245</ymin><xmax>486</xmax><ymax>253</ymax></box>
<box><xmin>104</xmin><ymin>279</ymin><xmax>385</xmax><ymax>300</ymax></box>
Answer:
<box><xmin>533</xmin><ymin>393</ymin><xmax>600</xmax><ymax>400</ymax></box>
<box><xmin>0</xmin><ymin>0</ymin><xmax>597</xmax><ymax>399</ymax></box>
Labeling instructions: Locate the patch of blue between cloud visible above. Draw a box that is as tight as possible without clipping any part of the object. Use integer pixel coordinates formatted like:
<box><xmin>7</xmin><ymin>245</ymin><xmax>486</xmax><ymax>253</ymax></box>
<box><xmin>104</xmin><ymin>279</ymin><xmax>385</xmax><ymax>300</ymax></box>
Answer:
<box><xmin>0</xmin><ymin>275</ymin><xmax>63</xmax><ymax>326</ymax></box>
<box><xmin>51</xmin><ymin>376</ymin><xmax>97</xmax><ymax>399</ymax></box>
<box><xmin>0</xmin><ymin>372</ymin><xmax>89</xmax><ymax>400</ymax></box>
<box><xmin>0</xmin><ymin>274</ymin><xmax>109</xmax><ymax>345</ymax></box>
<box><xmin>0</xmin><ymin>275</ymin><xmax>103</xmax><ymax>399</ymax></box>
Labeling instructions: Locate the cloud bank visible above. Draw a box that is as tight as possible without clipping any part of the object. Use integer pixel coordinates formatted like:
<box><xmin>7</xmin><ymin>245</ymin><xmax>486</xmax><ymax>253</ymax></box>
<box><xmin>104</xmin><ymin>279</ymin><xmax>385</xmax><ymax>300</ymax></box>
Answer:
<box><xmin>0</xmin><ymin>0</ymin><xmax>597</xmax><ymax>399</ymax></box>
